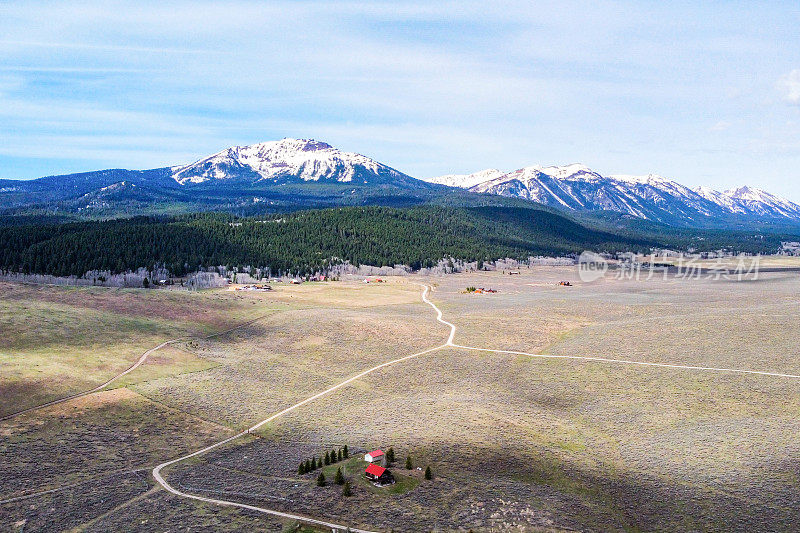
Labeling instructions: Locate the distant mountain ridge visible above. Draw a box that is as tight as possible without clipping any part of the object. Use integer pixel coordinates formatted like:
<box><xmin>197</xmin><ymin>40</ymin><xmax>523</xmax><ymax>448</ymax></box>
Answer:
<box><xmin>0</xmin><ymin>138</ymin><xmax>441</xmax><ymax>216</ymax></box>
<box><xmin>425</xmin><ymin>164</ymin><xmax>800</xmax><ymax>225</ymax></box>
<box><xmin>1</xmin><ymin>138</ymin><xmax>799</xmax><ymax>228</ymax></box>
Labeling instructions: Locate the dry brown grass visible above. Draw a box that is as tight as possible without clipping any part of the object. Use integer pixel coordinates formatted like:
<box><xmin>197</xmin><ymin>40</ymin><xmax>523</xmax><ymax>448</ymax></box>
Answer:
<box><xmin>0</xmin><ymin>388</ymin><xmax>232</xmax><ymax>500</ymax></box>
<box><xmin>4</xmin><ymin>270</ymin><xmax>800</xmax><ymax>531</ymax></box>
<box><xmin>0</xmin><ymin>281</ymin><xmax>296</xmax><ymax>416</ymax></box>
<box><xmin>133</xmin><ymin>283</ymin><xmax>446</xmax><ymax>429</ymax></box>
<box><xmin>158</xmin><ymin>269</ymin><xmax>800</xmax><ymax>531</ymax></box>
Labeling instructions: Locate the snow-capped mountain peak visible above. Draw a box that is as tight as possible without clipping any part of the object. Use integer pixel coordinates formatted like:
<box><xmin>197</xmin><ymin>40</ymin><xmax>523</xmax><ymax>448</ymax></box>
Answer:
<box><xmin>536</xmin><ymin>163</ymin><xmax>599</xmax><ymax>181</ymax></box>
<box><xmin>726</xmin><ymin>185</ymin><xmax>768</xmax><ymax>201</ymax></box>
<box><xmin>693</xmin><ymin>185</ymin><xmax>746</xmax><ymax>213</ymax></box>
<box><xmin>722</xmin><ymin>186</ymin><xmax>800</xmax><ymax>218</ymax></box>
<box><xmin>171</xmin><ymin>138</ymin><xmax>413</xmax><ymax>186</ymax></box>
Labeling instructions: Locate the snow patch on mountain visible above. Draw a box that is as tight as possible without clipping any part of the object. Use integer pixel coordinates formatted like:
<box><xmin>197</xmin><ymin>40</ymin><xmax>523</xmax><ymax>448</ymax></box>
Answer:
<box><xmin>694</xmin><ymin>185</ymin><xmax>746</xmax><ymax>213</ymax></box>
<box><xmin>425</xmin><ymin>168</ymin><xmax>505</xmax><ymax>188</ymax></box>
<box><xmin>724</xmin><ymin>186</ymin><xmax>800</xmax><ymax>218</ymax></box>
<box><xmin>538</xmin><ymin>163</ymin><xmax>601</xmax><ymax>182</ymax></box>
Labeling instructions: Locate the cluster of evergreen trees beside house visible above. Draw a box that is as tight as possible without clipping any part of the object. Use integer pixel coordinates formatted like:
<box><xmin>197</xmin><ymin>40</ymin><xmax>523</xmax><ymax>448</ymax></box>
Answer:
<box><xmin>298</xmin><ymin>445</ymin><xmax>349</xmax><ymax>476</ymax></box>
<box><xmin>0</xmin><ymin>205</ymin><xmax>788</xmax><ymax>279</ymax></box>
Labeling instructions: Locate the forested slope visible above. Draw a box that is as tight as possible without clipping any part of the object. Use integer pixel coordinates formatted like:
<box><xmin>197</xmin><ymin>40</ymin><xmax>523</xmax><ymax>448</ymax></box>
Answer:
<box><xmin>0</xmin><ymin>206</ymin><xmax>649</xmax><ymax>277</ymax></box>
<box><xmin>0</xmin><ymin>206</ymin><xmax>786</xmax><ymax>278</ymax></box>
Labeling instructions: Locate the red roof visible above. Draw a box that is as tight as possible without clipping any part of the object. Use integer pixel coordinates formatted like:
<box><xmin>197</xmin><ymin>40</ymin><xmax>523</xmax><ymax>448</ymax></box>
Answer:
<box><xmin>365</xmin><ymin>463</ymin><xmax>387</xmax><ymax>477</ymax></box>
<box><xmin>367</xmin><ymin>449</ymin><xmax>384</xmax><ymax>458</ymax></box>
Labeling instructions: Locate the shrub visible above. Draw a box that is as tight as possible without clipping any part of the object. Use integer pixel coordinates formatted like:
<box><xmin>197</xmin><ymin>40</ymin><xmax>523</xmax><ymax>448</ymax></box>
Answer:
<box><xmin>425</xmin><ymin>466</ymin><xmax>432</xmax><ymax>480</ymax></box>
<box><xmin>282</xmin><ymin>520</ymin><xmax>301</xmax><ymax>532</ymax></box>
<box><xmin>386</xmin><ymin>447</ymin><xmax>395</xmax><ymax>463</ymax></box>
<box><xmin>405</xmin><ymin>456</ymin><xmax>412</xmax><ymax>469</ymax></box>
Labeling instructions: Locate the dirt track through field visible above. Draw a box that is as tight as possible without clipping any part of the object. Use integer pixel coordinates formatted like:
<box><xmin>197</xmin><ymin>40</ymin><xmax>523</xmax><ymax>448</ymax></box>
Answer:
<box><xmin>450</xmin><ymin>345</ymin><xmax>800</xmax><ymax>379</ymax></box>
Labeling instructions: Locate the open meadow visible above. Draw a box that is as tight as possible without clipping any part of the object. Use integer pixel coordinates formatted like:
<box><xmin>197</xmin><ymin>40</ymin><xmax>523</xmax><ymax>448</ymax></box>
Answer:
<box><xmin>2</xmin><ymin>265</ymin><xmax>800</xmax><ymax>532</ymax></box>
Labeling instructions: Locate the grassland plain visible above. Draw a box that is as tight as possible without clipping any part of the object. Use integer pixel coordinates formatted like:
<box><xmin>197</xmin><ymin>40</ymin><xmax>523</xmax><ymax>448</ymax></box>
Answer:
<box><xmin>130</xmin><ymin>281</ymin><xmax>443</xmax><ymax>429</ymax></box>
<box><xmin>0</xmin><ymin>279</ymin><xmax>439</xmax><ymax>532</ymax></box>
<box><xmin>0</xmin><ymin>281</ymin><xmax>300</xmax><ymax>416</ymax></box>
<box><xmin>3</xmin><ymin>269</ymin><xmax>800</xmax><ymax>531</ymax></box>
<box><xmin>157</xmin><ymin>344</ymin><xmax>800</xmax><ymax>531</ymax></box>
<box><xmin>153</xmin><ymin>268</ymin><xmax>800</xmax><ymax>532</ymax></box>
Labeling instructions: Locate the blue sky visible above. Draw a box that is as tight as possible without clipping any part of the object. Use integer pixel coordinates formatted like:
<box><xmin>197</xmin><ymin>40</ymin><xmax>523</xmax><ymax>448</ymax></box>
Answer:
<box><xmin>1</xmin><ymin>1</ymin><xmax>799</xmax><ymax>200</ymax></box>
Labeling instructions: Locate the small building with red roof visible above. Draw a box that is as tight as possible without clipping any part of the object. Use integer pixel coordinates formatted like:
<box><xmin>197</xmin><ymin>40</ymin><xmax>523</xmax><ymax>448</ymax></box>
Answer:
<box><xmin>365</xmin><ymin>463</ymin><xmax>394</xmax><ymax>485</ymax></box>
<box><xmin>364</xmin><ymin>449</ymin><xmax>384</xmax><ymax>463</ymax></box>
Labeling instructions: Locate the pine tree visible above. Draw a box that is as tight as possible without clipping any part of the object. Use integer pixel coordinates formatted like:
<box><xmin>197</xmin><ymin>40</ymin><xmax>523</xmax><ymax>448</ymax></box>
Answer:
<box><xmin>298</xmin><ymin>462</ymin><xmax>305</xmax><ymax>475</ymax></box>
<box><xmin>405</xmin><ymin>456</ymin><xmax>412</xmax><ymax>470</ymax></box>
<box><xmin>335</xmin><ymin>467</ymin><xmax>344</xmax><ymax>485</ymax></box>
<box><xmin>425</xmin><ymin>466</ymin><xmax>432</xmax><ymax>480</ymax></box>
<box><xmin>316</xmin><ymin>472</ymin><xmax>326</xmax><ymax>486</ymax></box>
<box><xmin>342</xmin><ymin>480</ymin><xmax>352</xmax><ymax>497</ymax></box>
<box><xmin>324</xmin><ymin>451</ymin><xmax>330</xmax><ymax>465</ymax></box>
<box><xmin>311</xmin><ymin>457</ymin><xmax>317</xmax><ymax>470</ymax></box>
<box><xmin>337</xmin><ymin>449</ymin><xmax>343</xmax><ymax>461</ymax></box>
<box><xmin>386</xmin><ymin>447</ymin><xmax>395</xmax><ymax>463</ymax></box>
<box><xmin>304</xmin><ymin>459</ymin><xmax>311</xmax><ymax>473</ymax></box>
<box><xmin>331</xmin><ymin>449</ymin><xmax>338</xmax><ymax>463</ymax></box>
<box><xmin>343</xmin><ymin>445</ymin><xmax>349</xmax><ymax>458</ymax></box>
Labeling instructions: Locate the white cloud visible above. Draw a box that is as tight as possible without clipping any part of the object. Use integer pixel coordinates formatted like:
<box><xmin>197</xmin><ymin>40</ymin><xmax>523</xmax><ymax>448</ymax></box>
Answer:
<box><xmin>778</xmin><ymin>69</ymin><xmax>800</xmax><ymax>104</ymax></box>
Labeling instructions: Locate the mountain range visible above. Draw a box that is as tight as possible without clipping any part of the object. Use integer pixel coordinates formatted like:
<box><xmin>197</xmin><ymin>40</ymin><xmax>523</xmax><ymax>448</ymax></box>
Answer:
<box><xmin>425</xmin><ymin>164</ymin><xmax>800</xmax><ymax>226</ymax></box>
<box><xmin>2</xmin><ymin>138</ymin><xmax>799</xmax><ymax>229</ymax></box>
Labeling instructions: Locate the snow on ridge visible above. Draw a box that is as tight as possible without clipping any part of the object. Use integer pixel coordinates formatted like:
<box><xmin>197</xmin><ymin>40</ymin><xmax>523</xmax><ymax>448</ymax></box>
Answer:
<box><xmin>692</xmin><ymin>185</ymin><xmax>800</xmax><ymax>217</ymax></box>
<box><xmin>167</xmin><ymin>138</ymin><xmax>800</xmax><ymax>222</ymax></box>
<box><xmin>424</xmin><ymin>168</ymin><xmax>505</xmax><ymax>188</ymax></box>
<box><xmin>536</xmin><ymin>163</ymin><xmax>598</xmax><ymax>181</ymax></box>
<box><xmin>694</xmin><ymin>185</ymin><xmax>745</xmax><ymax>213</ymax></box>
<box><xmin>456</xmin><ymin>162</ymin><xmax>800</xmax><ymax>222</ymax></box>
<box><xmin>609</xmin><ymin>173</ymin><xmax>672</xmax><ymax>185</ymax></box>
<box><xmin>723</xmin><ymin>186</ymin><xmax>800</xmax><ymax>217</ymax></box>
<box><xmin>172</xmin><ymin>138</ymin><xmax>393</xmax><ymax>185</ymax></box>
<box><xmin>726</xmin><ymin>185</ymin><xmax>775</xmax><ymax>202</ymax></box>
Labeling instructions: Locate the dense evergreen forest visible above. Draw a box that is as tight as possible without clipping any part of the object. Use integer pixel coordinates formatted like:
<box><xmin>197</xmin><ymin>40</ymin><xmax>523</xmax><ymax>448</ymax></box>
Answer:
<box><xmin>0</xmin><ymin>206</ymin><xmax>787</xmax><ymax>278</ymax></box>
